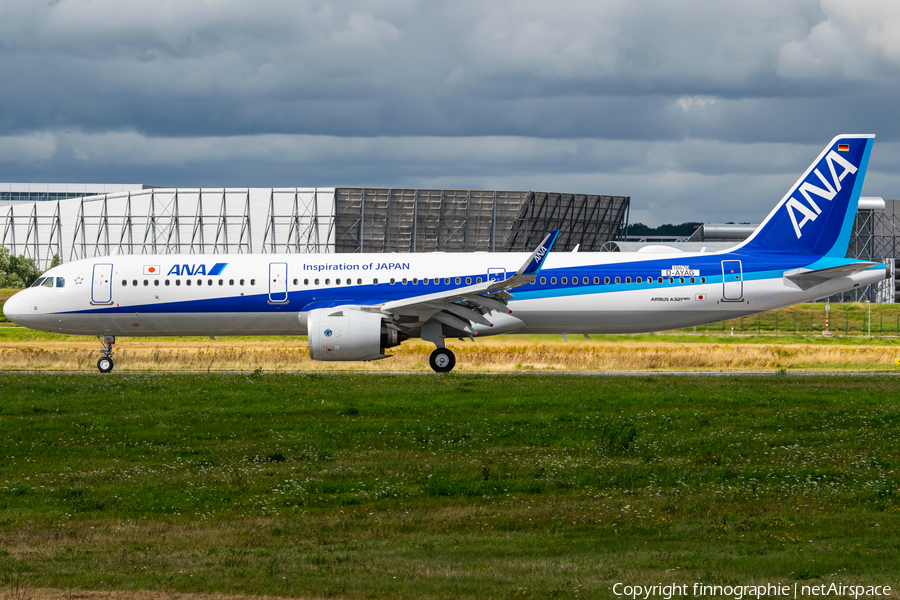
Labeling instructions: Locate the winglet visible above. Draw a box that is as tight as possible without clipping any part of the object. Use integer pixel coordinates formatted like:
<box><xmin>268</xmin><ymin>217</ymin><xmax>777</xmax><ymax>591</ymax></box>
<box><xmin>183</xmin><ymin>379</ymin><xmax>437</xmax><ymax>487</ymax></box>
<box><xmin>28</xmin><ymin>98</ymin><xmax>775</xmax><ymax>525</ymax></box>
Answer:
<box><xmin>517</xmin><ymin>230</ymin><xmax>559</xmax><ymax>277</ymax></box>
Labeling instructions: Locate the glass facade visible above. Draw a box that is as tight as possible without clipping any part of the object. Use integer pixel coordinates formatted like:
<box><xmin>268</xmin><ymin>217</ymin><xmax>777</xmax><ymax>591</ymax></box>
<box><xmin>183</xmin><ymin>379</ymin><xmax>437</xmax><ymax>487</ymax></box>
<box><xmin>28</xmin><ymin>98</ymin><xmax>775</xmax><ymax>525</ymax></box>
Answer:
<box><xmin>0</xmin><ymin>191</ymin><xmax>92</xmax><ymax>202</ymax></box>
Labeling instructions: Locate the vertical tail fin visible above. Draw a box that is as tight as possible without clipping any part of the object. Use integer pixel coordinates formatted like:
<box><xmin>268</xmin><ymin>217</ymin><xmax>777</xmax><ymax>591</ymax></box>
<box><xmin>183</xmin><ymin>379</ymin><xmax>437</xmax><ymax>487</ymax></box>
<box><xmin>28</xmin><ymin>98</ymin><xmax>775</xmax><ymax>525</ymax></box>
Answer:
<box><xmin>737</xmin><ymin>134</ymin><xmax>874</xmax><ymax>257</ymax></box>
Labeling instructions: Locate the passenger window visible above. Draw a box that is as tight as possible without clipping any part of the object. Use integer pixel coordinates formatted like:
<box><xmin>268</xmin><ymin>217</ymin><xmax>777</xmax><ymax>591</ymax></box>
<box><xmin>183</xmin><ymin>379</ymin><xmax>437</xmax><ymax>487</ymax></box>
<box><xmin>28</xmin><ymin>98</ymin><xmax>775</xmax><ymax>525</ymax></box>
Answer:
<box><xmin>626</xmin><ymin>277</ymin><xmax>631</xmax><ymax>284</ymax></box>
<box><xmin>230</xmin><ymin>279</ymin><xmax>235</xmax><ymax>285</ymax></box>
<box><xmin>303</xmin><ymin>279</ymin><xmax>308</xmax><ymax>285</ymax></box>
<box><xmin>42</xmin><ymin>277</ymin><xmax>54</xmax><ymax>288</ymax></box>
<box><xmin>466</xmin><ymin>277</ymin><xmax>471</xmax><ymax>284</ymax></box>
<box><xmin>143</xmin><ymin>280</ymin><xmax>149</xmax><ymax>286</ymax></box>
<box><xmin>154</xmin><ymin>280</ymin><xmax>160</xmax><ymax>286</ymax></box>
<box><xmin>336</xmin><ymin>278</ymin><xmax>341</xmax><ymax>285</ymax></box>
<box><xmin>133</xmin><ymin>280</ymin><xmax>138</xmax><ymax>286</ymax></box>
<box><xmin>219</xmin><ymin>279</ymin><xmax>224</xmax><ymax>286</ymax></box>
<box><xmin>701</xmin><ymin>277</ymin><xmax>706</xmax><ymax>284</ymax></box>
<box><xmin>412</xmin><ymin>278</ymin><xmax>418</xmax><ymax>284</ymax></box>
<box><xmin>357</xmin><ymin>278</ymin><xmax>362</xmax><ymax>285</ymax></box>
<box><xmin>604</xmin><ymin>277</ymin><xmax>610</xmax><ymax>284</ymax></box>
<box><xmin>540</xmin><ymin>277</ymin><xmax>546</xmax><ymax>284</ymax></box>
<box><xmin>373</xmin><ymin>278</ymin><xmax>378</xmax><ymax>284</ymax></box>
<box><xmin>690</xmin><ymin>277</ymin><xmax>695</xmax><ymax>284</ymax></box>
<box><xmin>583</xmin><ymin>277</ymin><xmax>589</xmax><ymax>285</ymax></box>
<box><xmin>402</xmin><ymin>278</ymin><xmax>407</xmax><ymax>285</ymax></box>
<box><xmin>647</xmin><ymin>277</ymin><xmax>652</xmax><ymax>284</ymax></box>
<box><xmin>390</xmin><ymin>278</ymin><xmax>396</xmax><ymax>285</ymax></box>
<box><xmin>668</xmin><ymin>277</ymin><xmax>674</xmax><ymax>284</ymax></box>
<box><xmin>251</xmin><ymin>279</ymin><xmax>256</xmax><ymax>285</ymax></box>
<box><xmin>445</xmin><ymin>278</ymin><xmax>450</xmax><ymax>285</ymax></box>
<box><xmin>562</xmin><ymin>277</ymin><xmax>568</xmax><ymax>284</ymax></box>
<box><xmin>208</xmin><ymin>279</ymin><xmax>213</xmax><ymax>286</ymax></box>
<box><xmin>122</xmin><ymin>280</ymin><xmax>127</xmax><ymax>286</ymax></box>
<box><xmin>476</xmin><ymin>277</ymin><xmax>482</xmax><ymax>283</ymax></box>
<box><xmin>176</xmin><ymin>280</ymin><xmax>181</xmax><ymax>286</ymax></box>
<box><xmin>241</xmin><ymin>279</ymin><xmax>246</xmax><ymax>285</ymax></box>
<box><xmin>658</xmin><ymin>277</ymin><xmax>663</xmax><ymax>283</ymax></box>
<box><xmin>165</xmin><ymin>280</ymin><xmax>170</xmax><ymax>286</ymax></box>
<box><xmin>56</xmin><ymin>277</ymin><xmax>65</xmax><ymax>288</ymax></box>
<box><xmin>455</xmin><ymin>277</ymin><xmax>461</xmax><ymax>284</ymax></box>
<box><xmin>637</xmin><ymin>277</ymin><xmax>642</xmax><ymax>283</ymax></box>
<box><xmin>551</xmin><ymin>277</ymin><xmax>557</xmax><ymax>285</ymax></box>
<box><xmin>424</xmin><ymin>278</ymin><xmax>430</xmax><ymax>285</ymax></box>
<box><xmin>679</xmin><ymin>277</ymin><xmax>684</xmax><ymax>284</ymax></box>
<box><xmin>593</xmin><ymin>277</ymin><xmax>599</xmax><ymax>284</ymax></box>
<box><xmin>187</xmin><ymin>280</ymin><xmax>192</xmax><ymax>286</ymax></box>
<box><xmin>614</xmin><ymin>277</ymin><xmax>620</xmax><ymax>284</ymax></box>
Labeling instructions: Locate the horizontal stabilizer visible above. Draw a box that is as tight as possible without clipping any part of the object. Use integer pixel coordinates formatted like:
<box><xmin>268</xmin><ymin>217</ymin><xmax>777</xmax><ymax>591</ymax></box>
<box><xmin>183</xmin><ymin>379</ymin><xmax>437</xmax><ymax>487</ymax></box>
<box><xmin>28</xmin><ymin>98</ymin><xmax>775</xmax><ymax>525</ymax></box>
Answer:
<box><xmin>784</xmin><ymin>262</ymin><xmax>880</xmax><ymax>290</ymax></box>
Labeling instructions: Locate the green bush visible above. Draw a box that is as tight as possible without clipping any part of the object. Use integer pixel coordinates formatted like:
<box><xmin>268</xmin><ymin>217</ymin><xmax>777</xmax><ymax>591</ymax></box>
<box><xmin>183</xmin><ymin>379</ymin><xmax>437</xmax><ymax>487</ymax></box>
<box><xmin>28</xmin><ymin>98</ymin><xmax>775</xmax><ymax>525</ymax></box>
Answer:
<box><xmin>0</xmin><ymin>247</ymin><xmax>43</xmax><ymax>288</ymax></box>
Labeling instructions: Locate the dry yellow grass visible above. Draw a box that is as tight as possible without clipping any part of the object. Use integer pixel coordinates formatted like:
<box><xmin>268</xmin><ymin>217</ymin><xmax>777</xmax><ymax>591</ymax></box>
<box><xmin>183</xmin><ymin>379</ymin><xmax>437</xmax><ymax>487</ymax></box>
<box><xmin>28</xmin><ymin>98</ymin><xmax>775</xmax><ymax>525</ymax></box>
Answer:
<box><xmin>0</xmin><ymin>336</ymin><xmax>897</xmax><ymax>372</ymax></box>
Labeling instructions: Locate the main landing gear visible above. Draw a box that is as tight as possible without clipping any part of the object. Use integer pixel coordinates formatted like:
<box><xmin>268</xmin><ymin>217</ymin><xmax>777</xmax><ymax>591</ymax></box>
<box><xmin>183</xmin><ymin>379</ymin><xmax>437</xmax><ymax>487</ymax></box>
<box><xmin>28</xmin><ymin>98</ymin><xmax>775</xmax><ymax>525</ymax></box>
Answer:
<box><xmin>429</xmin><ymin>347</ymin><xmax>456</xmax><ymax>373</ymax></box>
<box><xmin>422</xmin><ymin>321</ymin><xmax>457</xmax><ymax>373</ymax></box>
<box><xmin>97</xmin><ymin>335</ymin><xmax>115</xmax><ymax>373</ymax></box>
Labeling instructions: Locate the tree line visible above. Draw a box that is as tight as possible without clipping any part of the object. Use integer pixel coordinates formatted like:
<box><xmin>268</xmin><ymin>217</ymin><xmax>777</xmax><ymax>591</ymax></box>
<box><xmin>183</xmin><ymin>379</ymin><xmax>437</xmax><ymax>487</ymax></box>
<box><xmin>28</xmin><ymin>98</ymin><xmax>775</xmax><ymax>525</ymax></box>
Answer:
<box><xmin>0</xmin><ymin>247</ymin><xmax>56</xmax><ymax>288</ymax></box>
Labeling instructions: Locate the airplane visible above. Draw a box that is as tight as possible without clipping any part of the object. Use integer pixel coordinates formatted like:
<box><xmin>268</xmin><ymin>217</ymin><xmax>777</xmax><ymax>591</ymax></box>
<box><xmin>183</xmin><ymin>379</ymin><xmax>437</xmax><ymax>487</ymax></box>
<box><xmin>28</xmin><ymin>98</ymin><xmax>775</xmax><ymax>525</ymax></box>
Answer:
<box><xmin>2</xmin><ymin>134</ymin><xmax>888</xmax><ymax>373</ymax></box>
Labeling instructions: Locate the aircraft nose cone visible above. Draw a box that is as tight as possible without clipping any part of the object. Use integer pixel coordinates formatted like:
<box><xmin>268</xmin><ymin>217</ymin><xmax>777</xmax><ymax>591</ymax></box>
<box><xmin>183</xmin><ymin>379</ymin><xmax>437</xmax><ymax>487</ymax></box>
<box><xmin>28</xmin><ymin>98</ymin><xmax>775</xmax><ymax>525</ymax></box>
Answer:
<box><xmin>3</xmin><ymin>290</ymin><xmax>24</xmax><ymax>324</ymax></box>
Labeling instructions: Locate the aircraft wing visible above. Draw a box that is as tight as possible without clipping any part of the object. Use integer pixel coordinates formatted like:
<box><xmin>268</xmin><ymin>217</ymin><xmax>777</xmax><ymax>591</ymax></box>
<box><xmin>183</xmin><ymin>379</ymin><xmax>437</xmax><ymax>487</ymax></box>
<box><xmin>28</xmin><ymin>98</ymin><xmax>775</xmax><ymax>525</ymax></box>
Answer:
<box><xmin>378</xmin><ymin>230</ymin><xmax>559</xmax><ymax>334</ymax></box>
<box><xmin>784</xmin><ymin>261</ymin><xmax>882</xmax><ymax>290</ymax></box>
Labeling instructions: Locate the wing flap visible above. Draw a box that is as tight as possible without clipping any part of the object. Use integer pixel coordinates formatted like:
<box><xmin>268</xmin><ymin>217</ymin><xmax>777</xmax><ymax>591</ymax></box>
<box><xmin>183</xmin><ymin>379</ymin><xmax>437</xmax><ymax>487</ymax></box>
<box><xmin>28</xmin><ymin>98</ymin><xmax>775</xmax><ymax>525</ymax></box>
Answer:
<box><xmin>379</xmin><ymin>230</ymin><xmax>559</xmax><ymax>316</ymax></box>
<box><xmin>378</xmin><ymin>231</ymin><xmax>560</xmax><ymax>336</ymax></box>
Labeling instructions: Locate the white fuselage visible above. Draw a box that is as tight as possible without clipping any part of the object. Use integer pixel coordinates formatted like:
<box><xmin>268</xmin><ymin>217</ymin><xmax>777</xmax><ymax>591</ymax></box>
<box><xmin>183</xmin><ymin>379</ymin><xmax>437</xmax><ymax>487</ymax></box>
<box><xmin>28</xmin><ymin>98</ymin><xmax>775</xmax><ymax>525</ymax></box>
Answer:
<box><xmin>3</xmin><ymin>250</ymin><xmax>885</xmax><ymax>337</ymax></box>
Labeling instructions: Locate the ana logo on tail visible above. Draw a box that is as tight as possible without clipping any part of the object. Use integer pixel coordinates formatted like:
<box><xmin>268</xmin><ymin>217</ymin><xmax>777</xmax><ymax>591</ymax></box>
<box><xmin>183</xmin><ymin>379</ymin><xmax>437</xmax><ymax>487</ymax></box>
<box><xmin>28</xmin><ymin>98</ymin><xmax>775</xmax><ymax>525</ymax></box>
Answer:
<box><xmin>785</xmin><ymin>148</ymin><xmax>858</xmax><ymax>239</ymax></box>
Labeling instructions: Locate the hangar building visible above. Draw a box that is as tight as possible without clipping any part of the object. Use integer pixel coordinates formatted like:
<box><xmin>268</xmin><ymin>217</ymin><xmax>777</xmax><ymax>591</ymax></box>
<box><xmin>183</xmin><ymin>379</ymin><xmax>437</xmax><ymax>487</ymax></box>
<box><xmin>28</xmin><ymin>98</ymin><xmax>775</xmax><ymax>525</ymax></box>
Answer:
<box><xmin>0</xmin><ymin>184</ymin><xmax>630</xmax><ymax>270</ymax></box>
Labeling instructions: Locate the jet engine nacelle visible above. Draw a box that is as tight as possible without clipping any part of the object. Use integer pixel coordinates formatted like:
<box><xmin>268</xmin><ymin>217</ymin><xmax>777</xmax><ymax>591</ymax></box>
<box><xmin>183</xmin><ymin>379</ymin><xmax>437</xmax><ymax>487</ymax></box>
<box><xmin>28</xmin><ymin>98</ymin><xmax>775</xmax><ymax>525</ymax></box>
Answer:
<box><xmin>307</xmin><ymin>307</ymin><xmax>405</xmax><ymax>361</ymax></box>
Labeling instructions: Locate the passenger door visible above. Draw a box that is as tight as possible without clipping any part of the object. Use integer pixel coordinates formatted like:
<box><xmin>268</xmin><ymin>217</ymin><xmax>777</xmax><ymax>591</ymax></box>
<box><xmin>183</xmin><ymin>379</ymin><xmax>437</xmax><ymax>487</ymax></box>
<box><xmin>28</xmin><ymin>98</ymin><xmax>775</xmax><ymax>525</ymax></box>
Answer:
<box><xmin>721</xmin><ymin>260</ymin><xmax>743</xmax><ymax>301</ymax></box>
<box><xmin>91</xmin><ymin>263</ymin><xmax>113</xmax><ymax>304</ymax></box>
<box><xmin>269</xmin><ymin>262</ymin><xmax>288</xmax><ymax>303</ymax></box>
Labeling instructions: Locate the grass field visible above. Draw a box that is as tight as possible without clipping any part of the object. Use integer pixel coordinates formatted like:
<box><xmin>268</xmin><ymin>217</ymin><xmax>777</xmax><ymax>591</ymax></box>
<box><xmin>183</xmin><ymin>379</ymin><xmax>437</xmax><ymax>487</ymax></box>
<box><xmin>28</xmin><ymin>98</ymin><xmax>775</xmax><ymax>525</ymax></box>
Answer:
<box><xmin>1</xmin><ymin>374</ymin><xmax>899</xmax><ymax>599</ymax></box>
<box><xmin>1</xmin><ymin>327</ymin><xmax>900</xmax><ymax>373</ymax></box>
<box><xmin>3</xmin><ymin>337</ymin><xmax>900</xmax><ymax>373</ymax></box>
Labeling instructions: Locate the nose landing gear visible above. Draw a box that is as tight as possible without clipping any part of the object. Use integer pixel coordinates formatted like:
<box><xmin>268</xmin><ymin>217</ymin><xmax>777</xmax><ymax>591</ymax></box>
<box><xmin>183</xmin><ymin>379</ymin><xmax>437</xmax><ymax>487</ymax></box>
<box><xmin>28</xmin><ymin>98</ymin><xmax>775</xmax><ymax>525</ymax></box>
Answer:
<box><xmin>96</xmin><ymin>335</ymin><xmax>115</xmax><ymax>373</ymax></box>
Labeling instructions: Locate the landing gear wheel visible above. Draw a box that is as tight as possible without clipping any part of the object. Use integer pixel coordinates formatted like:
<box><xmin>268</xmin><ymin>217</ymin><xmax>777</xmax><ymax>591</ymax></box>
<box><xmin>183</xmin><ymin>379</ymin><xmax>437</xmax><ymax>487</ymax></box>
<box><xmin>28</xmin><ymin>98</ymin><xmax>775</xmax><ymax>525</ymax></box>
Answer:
<box><xmin>429</xmin><ymin>348</ymin><xmax>456</xmax><ymax>373</ymax></box>
<box><xmin>97</xmin><ymin>357</ymin><xmax>114</xmax><ymax>373</ymax></box>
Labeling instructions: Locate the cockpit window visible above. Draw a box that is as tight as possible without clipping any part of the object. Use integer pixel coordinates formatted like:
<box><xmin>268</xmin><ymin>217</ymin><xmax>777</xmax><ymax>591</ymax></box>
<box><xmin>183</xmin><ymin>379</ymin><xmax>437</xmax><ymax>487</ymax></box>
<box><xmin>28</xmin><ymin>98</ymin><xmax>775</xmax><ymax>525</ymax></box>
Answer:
<box><xmin>31</xmin><ymin>277</ymin><xmax>46</xmax><ymax>287</ymax></box>
<box><xmin>56</xmin><ymin>277</ymin><xmax>65</xmax><ymax>288</ymax></box>
<box><xmin>41</xmin><ymin>277</ymin><xmax>54</xmax><ymax>288</ymax></box>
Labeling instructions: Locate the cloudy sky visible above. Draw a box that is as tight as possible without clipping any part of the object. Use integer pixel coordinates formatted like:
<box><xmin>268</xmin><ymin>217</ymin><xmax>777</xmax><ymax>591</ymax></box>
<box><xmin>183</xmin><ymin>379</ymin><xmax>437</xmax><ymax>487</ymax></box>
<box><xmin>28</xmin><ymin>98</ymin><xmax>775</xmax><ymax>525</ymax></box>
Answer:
<box><xmin>1</xmin><ymin>0</ymin><xmax>900</xmax><ymax>225</ymax></box>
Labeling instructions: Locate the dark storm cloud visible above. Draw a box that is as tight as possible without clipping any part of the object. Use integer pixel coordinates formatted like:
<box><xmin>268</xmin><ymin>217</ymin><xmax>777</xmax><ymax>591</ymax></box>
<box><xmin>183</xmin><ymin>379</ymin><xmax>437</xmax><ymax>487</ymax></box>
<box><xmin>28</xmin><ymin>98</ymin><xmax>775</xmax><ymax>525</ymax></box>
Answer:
<box><xmin>1</xmin><ymin>0</ymin><xmax>900</xmax><ymax>224</ymax></box>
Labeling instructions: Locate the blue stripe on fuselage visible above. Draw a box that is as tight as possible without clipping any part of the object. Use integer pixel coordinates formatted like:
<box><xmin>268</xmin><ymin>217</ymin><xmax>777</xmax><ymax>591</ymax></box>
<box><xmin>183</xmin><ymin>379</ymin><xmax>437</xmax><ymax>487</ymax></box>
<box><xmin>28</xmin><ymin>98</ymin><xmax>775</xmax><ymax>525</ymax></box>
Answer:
<box><xmin>59</xmin><ymin>249</ymin><xmax>852</xmax><ymax>315</ymax></box>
